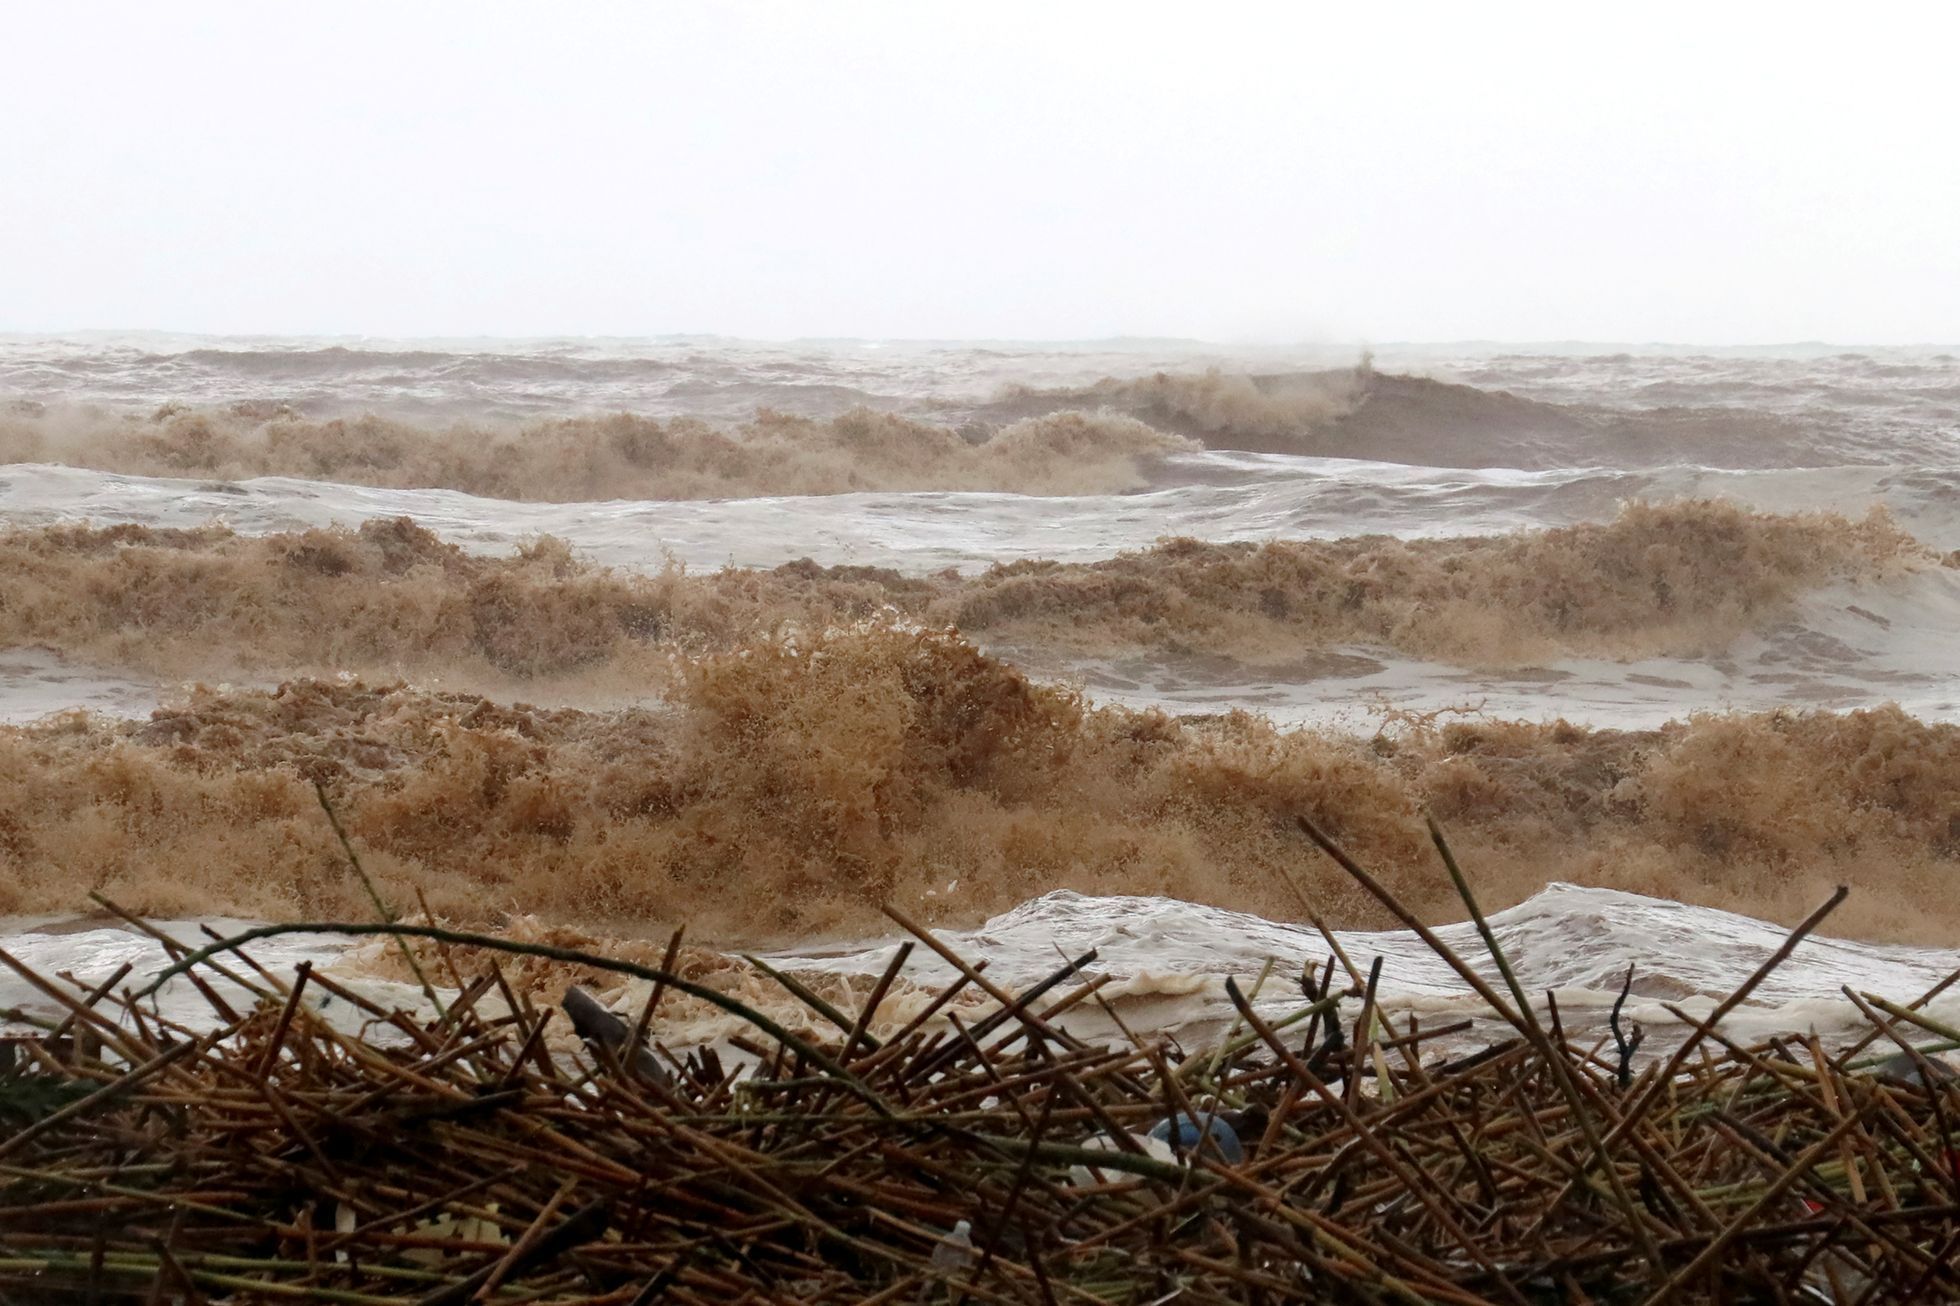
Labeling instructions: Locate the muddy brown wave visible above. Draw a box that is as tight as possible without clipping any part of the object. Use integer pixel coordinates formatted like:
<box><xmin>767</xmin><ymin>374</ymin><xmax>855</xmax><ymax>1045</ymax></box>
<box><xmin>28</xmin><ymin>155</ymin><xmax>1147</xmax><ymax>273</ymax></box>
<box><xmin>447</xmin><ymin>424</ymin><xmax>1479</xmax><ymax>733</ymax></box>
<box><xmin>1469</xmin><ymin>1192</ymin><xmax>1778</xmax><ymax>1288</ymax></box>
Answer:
<box><xmin>1</xmin><ymin>627</ymin><xmax>1953</xmax><ymax>945</ymax></box>
<box><xmin>983</xmin><ymin>365</ymin><xmax>1876</xmax><ymax>468</ymax></box>
<box><xmin>0</xmin><ymin>502</ymin><xmax>1927</xmax><ymax>685</ymax></box>
<box><xmin>1</xmin><ymin>364</ymin><xmax>1874</xmax><ymax>493</ymax></box>
<box><xmin>0</xmin><ymin>404</ymin><xmax>1194</xmax><ymax>500</ymax></box>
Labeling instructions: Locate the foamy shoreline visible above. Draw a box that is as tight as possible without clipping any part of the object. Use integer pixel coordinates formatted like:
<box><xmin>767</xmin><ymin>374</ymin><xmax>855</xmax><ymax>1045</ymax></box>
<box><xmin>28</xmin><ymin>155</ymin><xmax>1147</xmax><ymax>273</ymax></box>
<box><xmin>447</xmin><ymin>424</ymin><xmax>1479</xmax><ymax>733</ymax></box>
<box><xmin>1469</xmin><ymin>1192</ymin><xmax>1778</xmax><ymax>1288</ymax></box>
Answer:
<box><xmin>8</xmin><ymin>883</ymin><xmax>1959</xmax><ymax>1062</ymax></box>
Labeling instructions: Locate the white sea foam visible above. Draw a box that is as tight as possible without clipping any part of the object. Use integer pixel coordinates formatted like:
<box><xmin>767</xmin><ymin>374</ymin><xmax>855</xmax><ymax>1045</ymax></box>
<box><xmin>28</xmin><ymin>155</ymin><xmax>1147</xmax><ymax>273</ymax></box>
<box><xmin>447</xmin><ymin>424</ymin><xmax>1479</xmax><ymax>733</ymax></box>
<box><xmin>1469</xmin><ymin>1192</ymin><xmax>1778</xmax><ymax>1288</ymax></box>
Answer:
<box><xmin>6</xmin><ymin>884</ymin><xmax>1954</xmax><ymax>1054</ymax></box>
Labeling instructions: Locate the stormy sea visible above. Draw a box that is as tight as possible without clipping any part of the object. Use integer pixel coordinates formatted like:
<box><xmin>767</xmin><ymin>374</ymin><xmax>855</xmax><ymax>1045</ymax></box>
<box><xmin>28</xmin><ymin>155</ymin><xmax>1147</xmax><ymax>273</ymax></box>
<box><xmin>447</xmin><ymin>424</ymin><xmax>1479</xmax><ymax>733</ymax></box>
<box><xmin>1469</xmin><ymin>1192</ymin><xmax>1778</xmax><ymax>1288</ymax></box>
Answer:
<box><xmin>3</xmin><ymin>334</ymin><xmax>1957</xmax><ymax>1047</ymax></box>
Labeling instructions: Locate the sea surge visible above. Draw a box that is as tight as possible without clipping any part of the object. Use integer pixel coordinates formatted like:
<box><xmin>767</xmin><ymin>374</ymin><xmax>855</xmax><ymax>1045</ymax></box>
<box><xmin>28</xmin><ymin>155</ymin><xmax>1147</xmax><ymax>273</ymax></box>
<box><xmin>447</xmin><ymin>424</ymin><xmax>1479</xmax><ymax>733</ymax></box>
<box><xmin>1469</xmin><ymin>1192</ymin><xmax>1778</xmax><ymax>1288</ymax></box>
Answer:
<box><xmin>6</xmin><ymin>336</ymin><xmax>1960</xmax><ymax>1028</ymax></box>
<box><xmin>0</xmin><ymin>403</ymin><xmax>1199</xmax><ymax>500</ymax></box>
<box><xmin>2</xmin><ymin>626</ymin><xmax>1955</xmax><ymax>945</ymax></box>
<box><xmin>0</xmin><ymin>501</ymin><xmax>1929</xmax><ymax>686</ymax></box>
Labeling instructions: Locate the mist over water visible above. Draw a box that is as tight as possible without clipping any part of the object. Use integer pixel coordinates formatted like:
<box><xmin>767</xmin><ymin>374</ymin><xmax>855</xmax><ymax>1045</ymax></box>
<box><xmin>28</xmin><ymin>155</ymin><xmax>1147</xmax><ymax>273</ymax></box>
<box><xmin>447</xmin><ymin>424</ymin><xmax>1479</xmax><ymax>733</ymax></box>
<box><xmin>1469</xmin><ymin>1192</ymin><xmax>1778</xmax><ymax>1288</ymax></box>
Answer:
<box><xmin>2</xmin><ymin>335</ymin><xmax>1958</xmax><ymax>1032</ymax></box>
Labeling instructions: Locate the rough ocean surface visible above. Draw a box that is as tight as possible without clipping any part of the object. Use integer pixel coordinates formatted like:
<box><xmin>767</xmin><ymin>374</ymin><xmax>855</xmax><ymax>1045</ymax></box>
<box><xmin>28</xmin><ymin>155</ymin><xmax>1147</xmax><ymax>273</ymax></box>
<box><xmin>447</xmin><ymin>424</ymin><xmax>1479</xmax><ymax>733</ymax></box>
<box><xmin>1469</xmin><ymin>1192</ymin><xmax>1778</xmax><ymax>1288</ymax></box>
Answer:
<box><xmin>2</xmin><ymin>334</ymin><xmax>1957</xmax><ymax>1041</ymax></box>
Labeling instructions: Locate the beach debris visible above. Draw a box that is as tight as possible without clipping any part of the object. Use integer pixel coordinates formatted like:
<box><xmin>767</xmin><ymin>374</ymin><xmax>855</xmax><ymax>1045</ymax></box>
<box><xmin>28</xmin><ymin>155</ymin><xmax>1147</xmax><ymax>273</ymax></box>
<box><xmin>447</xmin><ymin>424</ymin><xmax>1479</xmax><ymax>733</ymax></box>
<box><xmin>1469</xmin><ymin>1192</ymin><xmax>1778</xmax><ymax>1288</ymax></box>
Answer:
<box><xmin>1148</xmin><ymin>1109</ymin><xmax>1245</xmax><ymax>1164</ymax></box>
<box><xmin>1067</xmin><ymin>1130</ymin><xmax>1178</xmax><ymax>1186</ymax></box>
<box><xmin>1</xmin><ymin>823</ymin><xmax>1959</xmax><ymax>1301</ymax></box>
<box><xmin>1865</xmin><ymin>1046</ymin><xmax>1960</xmax><ymax>1088</ymax></box>
<box><xmin>925</xmin><ymin>1218</ymin><xmax>976</xmax><ymax>1283</ymax></box>
<box><xmin>560</xmin><ymin>982</ymin><xmax>670</xmax><ymax>1083</ymax></box>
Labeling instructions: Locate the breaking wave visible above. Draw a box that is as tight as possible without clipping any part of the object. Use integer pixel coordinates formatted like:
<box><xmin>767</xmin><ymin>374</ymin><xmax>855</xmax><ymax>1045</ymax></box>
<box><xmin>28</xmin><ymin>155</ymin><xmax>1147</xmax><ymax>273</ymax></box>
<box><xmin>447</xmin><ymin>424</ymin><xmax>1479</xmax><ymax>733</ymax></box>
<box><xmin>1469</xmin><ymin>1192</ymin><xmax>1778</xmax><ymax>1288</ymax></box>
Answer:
<box><xmin>983</xmin><ymin>365</ymin><xmax>1922</xmax><ymax>468</ymax></box>
<box><xmin>987</xmin><ymin>367</ymin><xmax>1366</xmax><ymax>445</ymax></box>
<box><xmin>930</xmin><ymin>500</ymin><xmax>1928</xmax><ymax>665</ymax></box>
<box><xmin>11</xmin><ymin>339</ymin><xmax>1958</xmax><ymax>478</ymax></box>
<box><xmin>0</xmin><ymin>405</ymin><xmax>1196</xmax><ymax>501</ymax></box>
<box><xmin>0</xmin><ymin>502</ymin><xmax>1929</xmax><ymax>685</ymax></box>
<box><xmin>7</xmin><ymin>361</ymin><xmax>1922</xmax><ymax>494</ymax></box>
<box><xmin>2</xmin><ymin>627</ymin><xmax>1955</xmax><ymax>945</ymax></box>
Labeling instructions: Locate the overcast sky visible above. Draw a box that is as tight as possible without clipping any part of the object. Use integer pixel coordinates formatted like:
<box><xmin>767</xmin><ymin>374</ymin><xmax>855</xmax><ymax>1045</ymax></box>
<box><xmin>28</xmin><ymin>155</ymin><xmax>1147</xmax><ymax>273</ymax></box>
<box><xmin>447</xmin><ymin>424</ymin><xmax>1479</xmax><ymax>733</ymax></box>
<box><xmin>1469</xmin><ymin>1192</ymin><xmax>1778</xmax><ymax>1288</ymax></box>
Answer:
<box><xmin>4</xmin><ymin>3</ymin><xmax>1956</xmax><ymax>344</ymax></box>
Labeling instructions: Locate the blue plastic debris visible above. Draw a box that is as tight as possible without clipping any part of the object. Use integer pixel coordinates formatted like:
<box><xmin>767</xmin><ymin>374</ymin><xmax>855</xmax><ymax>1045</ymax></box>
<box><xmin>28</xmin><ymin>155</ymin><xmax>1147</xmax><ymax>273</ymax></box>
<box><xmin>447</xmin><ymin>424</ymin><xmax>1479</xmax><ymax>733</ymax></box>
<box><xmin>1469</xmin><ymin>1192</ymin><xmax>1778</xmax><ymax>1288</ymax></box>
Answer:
<box><xmin>1147</xmin><ymin>1111</ymin><xmax>1244</xmax><ymax>1165</ymax></box>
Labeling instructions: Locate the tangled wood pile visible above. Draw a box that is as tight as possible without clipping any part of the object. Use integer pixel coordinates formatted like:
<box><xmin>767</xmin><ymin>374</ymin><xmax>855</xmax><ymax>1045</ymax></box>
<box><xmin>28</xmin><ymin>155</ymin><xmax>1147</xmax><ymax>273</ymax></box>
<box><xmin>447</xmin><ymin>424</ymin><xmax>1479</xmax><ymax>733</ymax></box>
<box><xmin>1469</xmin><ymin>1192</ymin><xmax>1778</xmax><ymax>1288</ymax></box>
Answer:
<box><xmin>2</xmin><ymin>819</ymin><xmax>1958</xmax><ymax>1303</ymax></box>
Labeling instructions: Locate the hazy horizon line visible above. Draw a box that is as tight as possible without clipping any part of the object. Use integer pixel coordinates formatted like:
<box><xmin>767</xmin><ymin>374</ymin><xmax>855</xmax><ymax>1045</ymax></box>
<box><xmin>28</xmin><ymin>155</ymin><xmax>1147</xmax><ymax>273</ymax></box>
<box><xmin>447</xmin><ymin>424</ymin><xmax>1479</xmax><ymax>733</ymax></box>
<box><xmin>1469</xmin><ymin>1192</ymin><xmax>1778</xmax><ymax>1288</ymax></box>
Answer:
<box><xmin>3</xmin><ymin>329</ymin><xmax>1956</xmax><ymax>356</ymax></box>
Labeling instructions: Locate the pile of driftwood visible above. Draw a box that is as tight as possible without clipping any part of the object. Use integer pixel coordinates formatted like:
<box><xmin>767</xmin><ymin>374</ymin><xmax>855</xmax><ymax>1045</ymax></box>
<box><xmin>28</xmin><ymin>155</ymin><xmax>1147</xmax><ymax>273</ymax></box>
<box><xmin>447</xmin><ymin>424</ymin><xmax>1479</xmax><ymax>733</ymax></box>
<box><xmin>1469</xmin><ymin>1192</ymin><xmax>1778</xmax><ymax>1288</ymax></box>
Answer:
<box><xmin>1</xmin><ymin>818</ymin><xmax>1958</xmax><ymax>1303</ymax></box>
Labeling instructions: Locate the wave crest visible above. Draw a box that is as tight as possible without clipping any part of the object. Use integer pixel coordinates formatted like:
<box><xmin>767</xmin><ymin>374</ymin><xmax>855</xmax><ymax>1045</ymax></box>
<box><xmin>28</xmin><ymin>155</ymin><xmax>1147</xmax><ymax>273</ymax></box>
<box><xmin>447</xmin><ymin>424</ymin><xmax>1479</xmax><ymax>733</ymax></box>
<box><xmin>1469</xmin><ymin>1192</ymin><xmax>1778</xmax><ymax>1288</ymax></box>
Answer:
<box><xmin>992</xmin><ymin>367</ymin><xmax>1364</xmax><ymax>444</ymax></box>
<box><xmin>0</xmin><ymin>502</ymin><xmax>1922</xmax><ymax>684</ymax></box>
<box><xmin>943</xmin><ymin>500</ymin><xmax>1925</xmax><ymax>664</ymax></box>
<box><xmin>0</xmin><ymin>404</ymin><xmax>1195</xmax><ymax>500</ymax></box>
<box><xmin>1</xmin><ymin>629</ymin><xmax>1954</xmax><ymax>943</ymax></box>
<box><xmin>985</xmin><ymin>366</ymin><xmax>1853</xmax><ymax>468</ymax></box>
